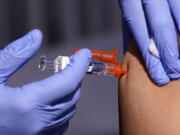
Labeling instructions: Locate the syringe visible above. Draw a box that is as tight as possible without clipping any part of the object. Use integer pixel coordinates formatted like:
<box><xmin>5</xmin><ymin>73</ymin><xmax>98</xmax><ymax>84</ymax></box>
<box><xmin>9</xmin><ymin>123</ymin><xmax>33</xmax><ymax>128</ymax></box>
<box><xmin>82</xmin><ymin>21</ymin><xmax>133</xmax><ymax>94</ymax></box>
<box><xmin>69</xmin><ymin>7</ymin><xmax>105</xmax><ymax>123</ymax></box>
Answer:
<box><xmin>73</xmin><ymin>49</ymin><xmax>119</xmax><ymax>64</ymax></box>
<box><xmin>39</xmin><ymin>55</ymin><xmax>126</xmax><ymax>78</ymax></box>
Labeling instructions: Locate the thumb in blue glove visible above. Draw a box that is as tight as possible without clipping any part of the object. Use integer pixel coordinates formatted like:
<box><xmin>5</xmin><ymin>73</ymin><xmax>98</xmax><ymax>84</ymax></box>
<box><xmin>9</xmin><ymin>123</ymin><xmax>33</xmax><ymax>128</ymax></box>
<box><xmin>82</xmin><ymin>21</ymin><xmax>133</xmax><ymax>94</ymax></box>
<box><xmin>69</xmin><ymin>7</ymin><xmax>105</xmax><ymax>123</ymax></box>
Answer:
<box><xmin>0</xmin><ymin>29</ymin><xmax>92</xmax><ymax>135</ymax></box>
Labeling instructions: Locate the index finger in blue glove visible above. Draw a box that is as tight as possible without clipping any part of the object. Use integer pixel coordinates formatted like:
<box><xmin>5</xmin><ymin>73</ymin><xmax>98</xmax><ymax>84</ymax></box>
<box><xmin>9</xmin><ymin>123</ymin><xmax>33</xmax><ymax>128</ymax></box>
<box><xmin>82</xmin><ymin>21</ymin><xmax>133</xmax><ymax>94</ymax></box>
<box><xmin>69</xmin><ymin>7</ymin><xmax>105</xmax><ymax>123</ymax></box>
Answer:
<box><xmin>142</xmin><ymin>0</ymin><xmax>180</xmax><ymax>79</ymax></box>
<box><xmin>0</xmin><ymin>29</ymin><xmax>42</xmax><ymax>84</ymax></box>
<box><xmin>167</xmin><ymin>0</ymin><xmax>180</xmax><ymax>33</ymax></box>
<box><xmin>119</xmin><ymin>0</ymin><xmax>170</xmax><ymax>85</ymax></box>
<box><xmin>23</xmin><ymin>49</ymin><xmax>92</xmax><ymax>104</ymax></box>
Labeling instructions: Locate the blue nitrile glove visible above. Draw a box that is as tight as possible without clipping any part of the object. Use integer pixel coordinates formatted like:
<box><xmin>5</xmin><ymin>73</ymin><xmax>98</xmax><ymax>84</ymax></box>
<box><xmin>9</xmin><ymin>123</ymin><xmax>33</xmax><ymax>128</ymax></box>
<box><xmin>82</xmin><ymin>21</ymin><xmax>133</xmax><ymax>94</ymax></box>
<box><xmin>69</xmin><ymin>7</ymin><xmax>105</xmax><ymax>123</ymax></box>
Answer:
<box><xmin>119</xmin><ymin>0</ymin><xmax>180</xmax><ymax>85</ymax></box>
<box><xmin>0</xmin><ymin>29</ymin><xmax>92</xmax><ymax>135</ymax></box>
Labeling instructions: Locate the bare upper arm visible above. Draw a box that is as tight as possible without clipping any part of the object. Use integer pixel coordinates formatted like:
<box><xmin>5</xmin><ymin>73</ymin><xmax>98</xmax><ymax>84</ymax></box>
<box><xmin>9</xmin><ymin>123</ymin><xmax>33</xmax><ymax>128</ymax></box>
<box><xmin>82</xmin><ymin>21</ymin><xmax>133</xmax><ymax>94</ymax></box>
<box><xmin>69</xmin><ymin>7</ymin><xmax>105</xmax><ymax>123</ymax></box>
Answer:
<box><xmin>119</xmin><ymin>42</ymin><xmax>180</xmax><ymax>135</ymax></box>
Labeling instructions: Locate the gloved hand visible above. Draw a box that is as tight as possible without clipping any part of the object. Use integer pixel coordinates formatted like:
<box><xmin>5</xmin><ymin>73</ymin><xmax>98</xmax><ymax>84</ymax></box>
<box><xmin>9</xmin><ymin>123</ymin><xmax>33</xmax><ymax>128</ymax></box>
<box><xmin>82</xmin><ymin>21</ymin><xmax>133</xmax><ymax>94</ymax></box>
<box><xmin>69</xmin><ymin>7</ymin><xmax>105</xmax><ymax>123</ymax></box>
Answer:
<box><xmin>0</xmin><ymin>29</ymin><xmax>92</xmax><ymax>135</ymax></box>
<box><xmin>119</xmin><ymin>0</ymin><xmax>180</xmax><ymax>85</ymax></box>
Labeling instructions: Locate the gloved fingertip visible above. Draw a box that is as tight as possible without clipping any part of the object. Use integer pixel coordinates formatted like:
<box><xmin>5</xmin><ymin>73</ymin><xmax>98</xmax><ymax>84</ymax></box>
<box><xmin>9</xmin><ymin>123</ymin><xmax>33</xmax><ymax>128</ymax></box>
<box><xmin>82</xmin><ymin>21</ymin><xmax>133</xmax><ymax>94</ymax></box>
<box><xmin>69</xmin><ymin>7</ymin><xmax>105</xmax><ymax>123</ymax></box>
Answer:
<box><xmin>147</xmin><ymin>55</ymin><xmax>170</xmax><ymax>86</ymax></box>
<box><xmin>155</xmin><ymin>77</ymin><xmax>170</xmax><ymax>86</ymax></box>
<box><xmin>150</xmin><ymin>69</ymin><xmax>170</xmax><ymax>86</ymax></box>
<box><xmin>70</xmin><ymin>48</ymin><xmax>92</xmax><ymax>65</ymax></box>
<box><xmin>29</xmin><ymin>29</ymin><xmax>43</xmax><ymax>45</ymax></box>
<box><xmin>75</xmin><ymin>48</ymin><xmax>92</xmax><ymax>59</ymax></box>
<box><xmin>62</xmin><ymin>49</ymin><xmax>92</xmax><ymax>80</ymax></box>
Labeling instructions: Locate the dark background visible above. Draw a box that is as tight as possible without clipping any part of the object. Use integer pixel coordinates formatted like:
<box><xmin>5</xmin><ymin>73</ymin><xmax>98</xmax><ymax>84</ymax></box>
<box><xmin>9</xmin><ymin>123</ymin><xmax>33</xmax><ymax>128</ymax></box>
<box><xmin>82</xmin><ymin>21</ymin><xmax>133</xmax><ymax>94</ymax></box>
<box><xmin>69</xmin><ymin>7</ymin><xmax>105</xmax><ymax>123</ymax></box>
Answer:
<box><xmin>0</xmin><ymin>0</ymin><xmax>123</xmax><ymax>134</ymax></box>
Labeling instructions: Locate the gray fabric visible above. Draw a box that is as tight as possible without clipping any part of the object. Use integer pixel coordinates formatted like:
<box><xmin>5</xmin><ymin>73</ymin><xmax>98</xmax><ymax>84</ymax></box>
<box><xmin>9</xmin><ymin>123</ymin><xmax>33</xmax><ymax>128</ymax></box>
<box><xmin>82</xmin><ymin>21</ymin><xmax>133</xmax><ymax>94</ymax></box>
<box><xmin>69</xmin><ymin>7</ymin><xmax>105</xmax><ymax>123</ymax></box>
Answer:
<box><xmin>0</xmin><ymin>0</ymin><xmax>121</xmax><ymax>47</ymax></box>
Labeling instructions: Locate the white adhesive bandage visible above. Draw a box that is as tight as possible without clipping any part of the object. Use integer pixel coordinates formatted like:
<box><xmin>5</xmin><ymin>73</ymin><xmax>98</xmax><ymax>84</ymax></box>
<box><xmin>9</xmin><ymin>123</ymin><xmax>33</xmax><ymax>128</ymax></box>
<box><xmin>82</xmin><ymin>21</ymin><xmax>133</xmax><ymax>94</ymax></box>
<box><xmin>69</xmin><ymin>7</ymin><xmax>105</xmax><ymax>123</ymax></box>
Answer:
<box><xmin>149</xmin><ymin>39</ymin><xmax>160</xmax><ymax>58</ymax></box>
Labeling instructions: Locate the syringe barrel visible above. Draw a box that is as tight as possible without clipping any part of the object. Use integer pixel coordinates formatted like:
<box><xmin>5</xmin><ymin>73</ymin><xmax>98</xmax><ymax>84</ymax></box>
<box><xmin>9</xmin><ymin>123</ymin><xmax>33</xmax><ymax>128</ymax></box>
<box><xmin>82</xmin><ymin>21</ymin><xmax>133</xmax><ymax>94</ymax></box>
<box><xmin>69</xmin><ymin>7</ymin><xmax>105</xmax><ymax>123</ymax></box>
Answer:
<box><xmin>105</xmin><ymin>64</ymin><xmax>127</xmax><ymax>78</ymax></box>
<box><xmin>91</xmin><ymin>50</ymin><xmax>118</xmax><ymax>64</ymax></box>
<box><xmin>87</xmin><ymin>61</ymin><xmax>127</xmax><ymax>78</ymax></box>
<box><xmin>39</xmin><ymin>55</ymin><xmax>127</xmax><ymax>78</ymax></box>
<box><xmin>73</xmin><ymin>49</ymin><xmax>119</xmax><ymax>64</ymax></box>
<box><xmin>87</xmin><ymin>61</ymin><xmax>106</xmax><ymax>75</ymax></box>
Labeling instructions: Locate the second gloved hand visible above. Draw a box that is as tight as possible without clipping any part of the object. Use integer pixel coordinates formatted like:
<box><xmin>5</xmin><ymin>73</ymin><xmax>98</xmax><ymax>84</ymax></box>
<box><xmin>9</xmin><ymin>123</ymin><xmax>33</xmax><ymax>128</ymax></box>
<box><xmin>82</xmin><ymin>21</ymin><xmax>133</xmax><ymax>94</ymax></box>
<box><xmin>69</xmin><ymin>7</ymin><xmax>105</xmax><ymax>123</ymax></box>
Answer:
<box><xmin>119</xmin><ymin>0</ymin><xmax>180</xmax><ymax>85</ymax></box>
<box><xmin>0</xmin><ymin>29</ymin><xmax>92</xmax><ymax>135</ymax></box>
